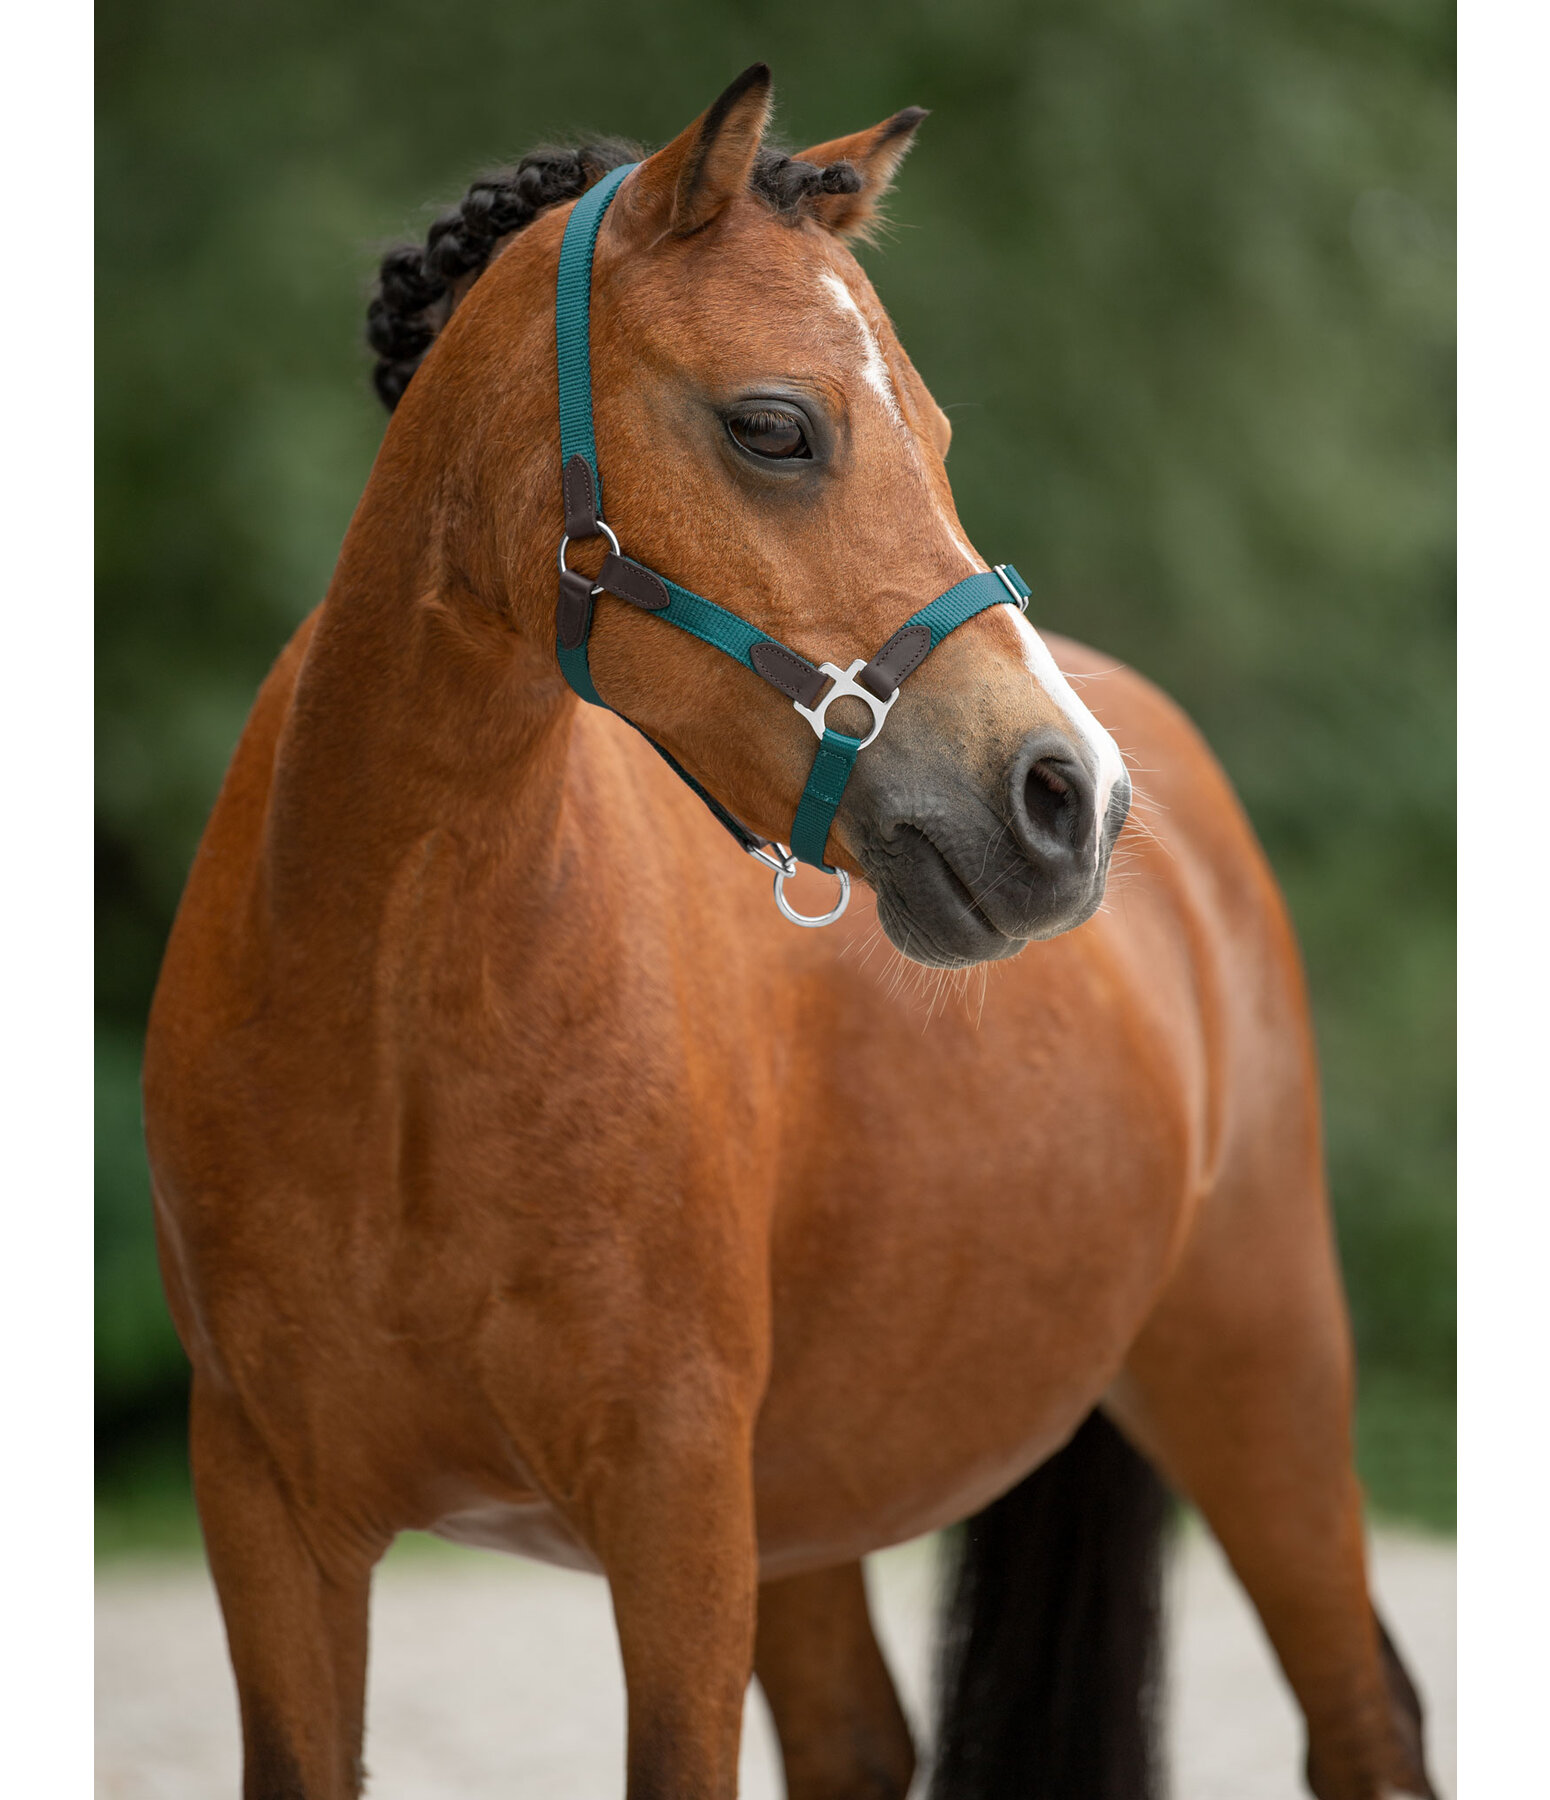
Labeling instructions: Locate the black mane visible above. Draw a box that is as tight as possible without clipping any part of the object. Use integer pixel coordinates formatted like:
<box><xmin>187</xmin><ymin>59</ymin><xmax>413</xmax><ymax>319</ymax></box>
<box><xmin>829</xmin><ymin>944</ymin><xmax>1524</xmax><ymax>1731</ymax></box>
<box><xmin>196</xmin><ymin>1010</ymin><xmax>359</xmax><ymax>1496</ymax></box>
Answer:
<box><xmin>367</xmin><ymin>141</ymin><xmax>861</xmax><ymax>412</ymax></box>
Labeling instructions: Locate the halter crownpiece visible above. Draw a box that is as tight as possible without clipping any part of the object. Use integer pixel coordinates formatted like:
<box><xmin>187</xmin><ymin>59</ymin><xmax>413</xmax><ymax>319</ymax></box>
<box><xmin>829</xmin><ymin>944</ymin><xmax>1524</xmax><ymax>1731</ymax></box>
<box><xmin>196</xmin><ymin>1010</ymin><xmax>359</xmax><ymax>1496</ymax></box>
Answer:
<box><xmin>553</xmin><ymin>161</ymin><xmax>1032</xmax><ymax>926</ymax></box>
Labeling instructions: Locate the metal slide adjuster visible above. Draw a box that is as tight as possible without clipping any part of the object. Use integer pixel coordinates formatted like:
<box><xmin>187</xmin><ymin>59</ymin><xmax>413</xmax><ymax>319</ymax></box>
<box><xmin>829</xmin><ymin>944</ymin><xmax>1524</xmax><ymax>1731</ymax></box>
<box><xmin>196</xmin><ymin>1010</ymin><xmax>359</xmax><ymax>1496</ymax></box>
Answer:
<box><xmin>993</xmin><ymin>564</ymin><xmax>1030</xmax><ymax>611</ymax></box>
<box><xmin>746</xmin><ymin>842</ymin><xmax>852</xmax><ymax>927</ymax></box>
<box><xmin>792</xmin><ymin>659</ymin><xmax>899</xmax><ymax>749</ymax></box>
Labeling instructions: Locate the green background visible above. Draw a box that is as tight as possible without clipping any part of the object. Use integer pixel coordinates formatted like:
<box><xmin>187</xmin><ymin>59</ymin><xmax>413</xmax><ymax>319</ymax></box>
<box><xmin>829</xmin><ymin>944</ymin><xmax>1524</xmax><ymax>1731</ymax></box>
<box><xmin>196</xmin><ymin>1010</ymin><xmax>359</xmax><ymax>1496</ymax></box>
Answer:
<box><xmin>97</xmin><ymin>0</ymin><xmax>1455</xmax><ymax>1542</ymax></box>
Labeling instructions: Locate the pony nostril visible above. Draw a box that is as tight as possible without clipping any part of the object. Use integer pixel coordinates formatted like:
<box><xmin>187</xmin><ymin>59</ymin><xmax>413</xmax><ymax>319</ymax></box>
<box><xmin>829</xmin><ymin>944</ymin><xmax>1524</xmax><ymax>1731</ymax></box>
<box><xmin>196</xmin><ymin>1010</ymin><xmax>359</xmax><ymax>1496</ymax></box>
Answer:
<box><xmin>1023</xmin><ymin>757</ymin><xmax>1082</xmax><ymax>850</ymax></box>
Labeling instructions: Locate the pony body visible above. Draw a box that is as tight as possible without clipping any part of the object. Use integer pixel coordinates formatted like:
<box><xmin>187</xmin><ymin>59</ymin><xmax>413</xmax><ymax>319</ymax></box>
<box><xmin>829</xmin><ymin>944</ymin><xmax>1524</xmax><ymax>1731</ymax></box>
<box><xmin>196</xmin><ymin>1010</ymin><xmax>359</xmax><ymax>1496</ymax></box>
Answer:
<box><xmin>144</xmin><ymin>66</ymin><xmax>1436</xmax><ymax>1800</ymax></box>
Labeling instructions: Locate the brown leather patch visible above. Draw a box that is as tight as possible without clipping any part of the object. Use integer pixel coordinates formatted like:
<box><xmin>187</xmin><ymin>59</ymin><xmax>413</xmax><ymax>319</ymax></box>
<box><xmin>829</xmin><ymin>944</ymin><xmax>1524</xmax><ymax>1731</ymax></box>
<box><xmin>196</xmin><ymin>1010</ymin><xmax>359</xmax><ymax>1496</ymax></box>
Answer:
<box><xmin>858</xmin><ymin>624</ymin><xmax>930</xmax><ymax>700</ymax></box>
<box><xmin>751</xmin><ymin>642</ymin><xmax>827</xmax><ymax>707</ymax></box>
<box><xmin>556</xmin><ymin>568</ymin><xmax>596</xmax><ymax>650</ymax></box>
<box><xmin>598</xmin><ymin>554</ymin><xmax>669</xmax><ymax>612</ymax></box>
<box><xmin>562</xmin><ymin>455</ymin><xmax>599</xmax><ymax>540</ymax></box>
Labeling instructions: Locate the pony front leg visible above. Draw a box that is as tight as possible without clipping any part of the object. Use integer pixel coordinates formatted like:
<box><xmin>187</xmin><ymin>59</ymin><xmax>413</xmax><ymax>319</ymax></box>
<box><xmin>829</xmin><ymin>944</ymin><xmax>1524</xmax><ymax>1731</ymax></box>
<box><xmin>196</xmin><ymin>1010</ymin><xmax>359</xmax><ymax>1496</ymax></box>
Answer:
<box><xmin>480</xmin><ymin>1184</ymin><xmax>772</xmax><ymax>1796</ymax></box>
<box><xmin>189</xmin><ymin>1377</ymin><xmax>381</xmax><ymax>1800</ymax></box>
<box><xmin>582</xmin><ymin>1387</ymin><xmax>761</xmax><ymax>1800</ymax></box>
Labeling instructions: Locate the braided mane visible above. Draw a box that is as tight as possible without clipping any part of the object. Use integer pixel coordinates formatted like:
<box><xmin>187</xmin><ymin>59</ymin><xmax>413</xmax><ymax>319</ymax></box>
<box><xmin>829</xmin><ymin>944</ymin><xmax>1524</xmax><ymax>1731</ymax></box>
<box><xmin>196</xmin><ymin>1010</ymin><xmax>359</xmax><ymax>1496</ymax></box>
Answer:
<box><xmin>368</xmin><ymin>141</ymin><xmax>863</xmax><ymax>412</ymax></box>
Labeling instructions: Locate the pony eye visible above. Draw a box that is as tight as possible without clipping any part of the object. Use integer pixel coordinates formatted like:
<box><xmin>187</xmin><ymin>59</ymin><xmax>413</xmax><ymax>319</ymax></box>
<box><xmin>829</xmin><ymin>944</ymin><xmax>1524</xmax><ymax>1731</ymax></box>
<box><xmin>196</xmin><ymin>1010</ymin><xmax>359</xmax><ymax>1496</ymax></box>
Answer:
<box><xmin>727</xmin><ymin>410</ymin><xmax>811</xmax><ymax>460</ymax></box>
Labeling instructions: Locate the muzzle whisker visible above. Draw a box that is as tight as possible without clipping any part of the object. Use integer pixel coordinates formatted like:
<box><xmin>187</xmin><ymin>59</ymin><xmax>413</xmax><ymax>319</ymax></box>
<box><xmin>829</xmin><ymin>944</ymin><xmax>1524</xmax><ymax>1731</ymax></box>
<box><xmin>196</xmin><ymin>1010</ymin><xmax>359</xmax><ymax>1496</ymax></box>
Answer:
<box><xmin>1119</xmin><ymin>781</ymin><xmax>1177</xmax><ymax>864</ymax></box>
<box><xmin>969</xmin><ymin>818</ymin><xmax>1012</xmax><ymax>891</ymax></box>
<box><xmin>851</xmin><ymin>927</ymin><xmax>880</xmax><ymax>972</ymax></box>
<box><xmin>973</xmin><ymin>962</ymin><xmax>991</xmax><ymax>1029</ymax></box>
<box><xmin>922</xmin><ymin>966</ymin><xmax>946</xmax><ymax>1030</ymax></box>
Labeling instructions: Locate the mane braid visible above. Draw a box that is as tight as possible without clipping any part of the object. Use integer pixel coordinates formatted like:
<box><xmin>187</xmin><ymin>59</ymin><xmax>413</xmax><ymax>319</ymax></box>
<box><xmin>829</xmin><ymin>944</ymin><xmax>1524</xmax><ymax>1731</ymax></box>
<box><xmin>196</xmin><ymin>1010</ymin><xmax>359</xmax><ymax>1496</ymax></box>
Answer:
<box><xmin>367</xmin><ymin>142</ymin><xmax>863</xmax><ymax>412</ymax></box>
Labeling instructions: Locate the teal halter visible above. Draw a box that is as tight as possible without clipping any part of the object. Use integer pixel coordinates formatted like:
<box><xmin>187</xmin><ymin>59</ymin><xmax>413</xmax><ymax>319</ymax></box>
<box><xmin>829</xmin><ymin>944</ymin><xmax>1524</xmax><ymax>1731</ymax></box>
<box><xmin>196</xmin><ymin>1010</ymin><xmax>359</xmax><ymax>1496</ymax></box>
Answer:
<box><xmin>553</xmin><ymin>162</ymin><xmax>1031</xmax><ymax>926</ymax></box>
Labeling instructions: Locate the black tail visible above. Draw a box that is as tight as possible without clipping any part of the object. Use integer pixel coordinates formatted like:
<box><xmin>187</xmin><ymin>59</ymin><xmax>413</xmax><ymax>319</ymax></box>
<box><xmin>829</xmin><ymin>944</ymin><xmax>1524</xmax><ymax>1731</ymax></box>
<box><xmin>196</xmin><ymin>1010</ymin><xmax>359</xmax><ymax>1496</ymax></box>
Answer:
<box><xmin>929</xmin><ymin>1409</ymin><xmax>1173</xmax><ymax>1800</ymax></box>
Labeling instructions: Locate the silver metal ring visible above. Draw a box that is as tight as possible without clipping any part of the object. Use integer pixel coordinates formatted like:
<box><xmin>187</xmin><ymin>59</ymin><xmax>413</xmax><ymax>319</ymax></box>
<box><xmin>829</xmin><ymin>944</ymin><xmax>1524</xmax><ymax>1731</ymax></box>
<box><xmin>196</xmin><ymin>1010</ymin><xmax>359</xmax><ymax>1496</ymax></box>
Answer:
<box><xmin>557</xmin><ymin>519</ymin><xmax>621</xmax><ymax>574</ymax></box>
<box><xmin>773</xmin><ymin>863</ymin><xmax>851</xmax><ymax>928</ymax></box>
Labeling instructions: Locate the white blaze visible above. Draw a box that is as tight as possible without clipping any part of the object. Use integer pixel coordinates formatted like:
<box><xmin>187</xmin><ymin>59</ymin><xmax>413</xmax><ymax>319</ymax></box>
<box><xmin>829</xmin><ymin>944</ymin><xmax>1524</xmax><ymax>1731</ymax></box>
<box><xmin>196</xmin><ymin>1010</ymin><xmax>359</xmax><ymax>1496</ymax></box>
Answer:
<box><xmin>819</xmin><ymin>270</ymin><xmax>906</xmax><ymax>428</ymax></box>
<box><xmin>998</xmin><ymin>606</ymin><xmax>1128</xmax><ymax>848</ymax></box>
<box><xmin>818</xmin><ymin>268</ymin><xmax>1125</xmax><ymax>842</ymax></box>
<box><xmin>820</xmin><ymin>269</ymin><xmax>978</xmax><ymax>568</ymax></box>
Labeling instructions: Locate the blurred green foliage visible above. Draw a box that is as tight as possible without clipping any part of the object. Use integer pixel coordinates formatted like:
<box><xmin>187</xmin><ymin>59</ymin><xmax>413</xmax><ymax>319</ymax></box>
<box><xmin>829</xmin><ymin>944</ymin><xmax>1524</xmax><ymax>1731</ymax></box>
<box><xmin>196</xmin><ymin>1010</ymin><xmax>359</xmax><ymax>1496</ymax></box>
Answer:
<box><xmin>98</xmin><ymin>0</ymin><xmax>1454</xmax><ymax>1530</ymax></box>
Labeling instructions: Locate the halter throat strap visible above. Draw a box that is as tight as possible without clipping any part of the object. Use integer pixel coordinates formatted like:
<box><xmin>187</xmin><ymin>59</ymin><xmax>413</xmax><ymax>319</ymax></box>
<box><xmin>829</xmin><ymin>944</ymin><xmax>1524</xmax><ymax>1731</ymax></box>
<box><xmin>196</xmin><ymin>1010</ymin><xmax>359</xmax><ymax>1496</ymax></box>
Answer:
<box><xmin>551</xmin><ymin>162</ymin><xmax>1031</xmax><ymax>890</ymax></box>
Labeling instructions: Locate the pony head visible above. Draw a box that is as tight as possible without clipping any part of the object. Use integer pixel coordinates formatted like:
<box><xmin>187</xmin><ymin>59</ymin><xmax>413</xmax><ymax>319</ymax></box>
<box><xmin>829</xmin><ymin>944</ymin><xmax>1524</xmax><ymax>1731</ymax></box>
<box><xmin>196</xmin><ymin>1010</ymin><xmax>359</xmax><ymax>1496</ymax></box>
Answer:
<box><xmin>369</xmin><ymin>66</ymin><xmax>1129</xmax><ymax>966</ymax></box>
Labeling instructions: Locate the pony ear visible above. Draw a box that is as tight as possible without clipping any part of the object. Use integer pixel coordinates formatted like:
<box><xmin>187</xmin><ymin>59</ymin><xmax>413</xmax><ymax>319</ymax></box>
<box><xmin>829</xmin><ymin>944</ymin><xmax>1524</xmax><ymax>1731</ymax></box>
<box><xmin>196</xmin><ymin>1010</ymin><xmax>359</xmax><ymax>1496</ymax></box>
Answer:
<box><xmin>615</xmin><ymin>64</ymin><xmax>773</xmax><ymax>242</ymax></box>
<box><xmin>795</xmin><ymin>108</ymin><xmax>928</xmax><ymax>237</ymax></box>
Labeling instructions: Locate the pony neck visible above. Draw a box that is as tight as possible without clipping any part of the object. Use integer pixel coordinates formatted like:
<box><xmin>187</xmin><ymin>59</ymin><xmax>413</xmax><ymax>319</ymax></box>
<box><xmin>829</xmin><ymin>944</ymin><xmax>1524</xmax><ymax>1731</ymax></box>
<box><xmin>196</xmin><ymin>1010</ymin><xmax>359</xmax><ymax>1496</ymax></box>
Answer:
<box><xmin>262</xmin><ymin>414</ymin><xmax>578</xmax><ymax>928</ymax></box>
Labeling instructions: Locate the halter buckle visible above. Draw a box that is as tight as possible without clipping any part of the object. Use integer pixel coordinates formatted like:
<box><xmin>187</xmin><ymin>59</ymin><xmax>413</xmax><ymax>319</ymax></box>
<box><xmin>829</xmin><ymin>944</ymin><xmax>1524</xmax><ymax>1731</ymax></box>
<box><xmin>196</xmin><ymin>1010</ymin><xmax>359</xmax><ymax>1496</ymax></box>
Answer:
<box><xmin>792</xmin><ymin>659</ymin><xmax>898</xmax><ymax>750</ymax></box>
<box><xmin>746</xmin><ymin>841</ymin><xmax>798</xmax><ymax>879</ymax></box>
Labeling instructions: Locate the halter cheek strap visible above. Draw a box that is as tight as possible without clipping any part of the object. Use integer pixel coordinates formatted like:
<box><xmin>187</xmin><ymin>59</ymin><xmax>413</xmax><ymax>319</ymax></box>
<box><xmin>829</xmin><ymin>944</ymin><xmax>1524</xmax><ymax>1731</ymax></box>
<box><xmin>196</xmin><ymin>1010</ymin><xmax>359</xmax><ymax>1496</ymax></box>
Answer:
<box><xmin>552</xmin><ymin>162</ymin><xmax>1033</xmax><ymax>921</ymax></box>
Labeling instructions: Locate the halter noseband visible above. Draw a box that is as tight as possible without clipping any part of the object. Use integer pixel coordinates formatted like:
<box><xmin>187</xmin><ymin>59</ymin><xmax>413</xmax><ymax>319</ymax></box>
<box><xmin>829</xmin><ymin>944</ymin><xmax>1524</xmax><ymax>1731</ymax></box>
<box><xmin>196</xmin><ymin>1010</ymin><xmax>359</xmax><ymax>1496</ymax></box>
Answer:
<box><xmin>553</xmin><ymin>162</ymin><xmax>1031</xmax><ymax>927</ymax></box>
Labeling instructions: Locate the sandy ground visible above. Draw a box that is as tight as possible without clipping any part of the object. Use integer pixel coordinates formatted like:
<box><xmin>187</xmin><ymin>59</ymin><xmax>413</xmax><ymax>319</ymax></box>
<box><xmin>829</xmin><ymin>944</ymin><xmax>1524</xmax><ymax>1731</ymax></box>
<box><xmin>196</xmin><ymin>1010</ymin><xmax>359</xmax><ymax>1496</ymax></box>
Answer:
<box><xmin>96</xmin><ymin>1525</ymin><xmax>1454</xmax><ymax>1798</ymax></box>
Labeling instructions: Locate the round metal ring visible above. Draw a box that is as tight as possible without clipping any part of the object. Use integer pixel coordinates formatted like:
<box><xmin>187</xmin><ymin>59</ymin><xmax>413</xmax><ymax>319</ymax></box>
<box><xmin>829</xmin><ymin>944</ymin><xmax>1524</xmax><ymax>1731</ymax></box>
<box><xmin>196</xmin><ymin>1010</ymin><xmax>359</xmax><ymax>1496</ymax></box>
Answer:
<box><xmin>557</xmin><ymin>518</ymin><xmax>621</xmax><ymax>573</ymax></box>
<box><xmin>773</xmin><ymin>865</ymin><xmax>851</xmax><ymax>928</ymax></box>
